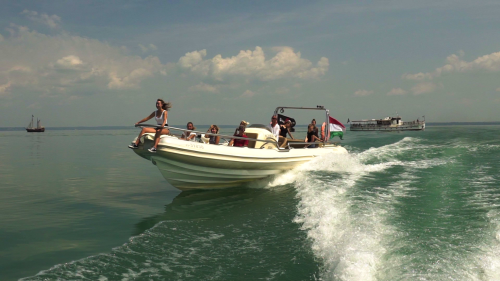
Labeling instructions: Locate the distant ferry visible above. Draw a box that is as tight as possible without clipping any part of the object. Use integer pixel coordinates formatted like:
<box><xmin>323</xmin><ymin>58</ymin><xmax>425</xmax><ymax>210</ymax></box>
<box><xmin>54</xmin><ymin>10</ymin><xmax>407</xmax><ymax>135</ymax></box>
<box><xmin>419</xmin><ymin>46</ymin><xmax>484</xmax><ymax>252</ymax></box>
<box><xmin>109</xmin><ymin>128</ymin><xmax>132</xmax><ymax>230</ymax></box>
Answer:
<box><xmin>26</xmin><ymin>115</ymin><xmax>45</xmax><ymax>132</ymax></box>
<box><xmin>349</xmin><ymin>115</ymin><xmax>425</xmax><ymax>131</ymax></box>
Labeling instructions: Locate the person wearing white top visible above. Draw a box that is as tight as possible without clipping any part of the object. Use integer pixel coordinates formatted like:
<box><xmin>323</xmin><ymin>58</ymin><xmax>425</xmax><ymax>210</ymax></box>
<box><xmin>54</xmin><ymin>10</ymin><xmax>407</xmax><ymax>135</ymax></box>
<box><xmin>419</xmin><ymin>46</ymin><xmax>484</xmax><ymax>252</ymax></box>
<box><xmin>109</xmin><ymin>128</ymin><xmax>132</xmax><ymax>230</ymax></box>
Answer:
<box><xmin>268</xmin><ymin>115</ymin><xmax>280</xmax><ymax>139</ymax></box>
<box><xmin>129</xmin><ymin>99</ymin><xmax>172</xmax><ymax>153</ymax></box>
<box><xmin>181</xmin><ymin>122</ymin><xmax>197</xmax><ymax>141</ymax></box>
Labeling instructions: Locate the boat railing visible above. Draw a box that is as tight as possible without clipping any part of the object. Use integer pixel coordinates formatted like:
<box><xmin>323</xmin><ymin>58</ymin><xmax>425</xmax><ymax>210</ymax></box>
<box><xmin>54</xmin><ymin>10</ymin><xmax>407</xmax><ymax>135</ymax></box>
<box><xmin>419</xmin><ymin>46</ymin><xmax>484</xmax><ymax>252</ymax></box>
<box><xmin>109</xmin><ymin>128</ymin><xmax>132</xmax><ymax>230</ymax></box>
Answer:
<box><xmin>401</xmin><ymin>121</ymin><xmax>425</xmax><ymax>126</ymax></box>
<box><xmin>135</xmin><ymin>124</ymin><xmax>280</xmax><ymax>147</ymax></box>
<box><xmin>350</xmin><ymin>123</ymin><xmax>378</xmax><ymax>127</ymax></box>
<box><xmin>351</xmin><ymin>120</ymin><xmax>425</xmax><ymax>127</ymax></box>
<box><xmin>135</xmin><ymin>124</ymin><xmax>337</xmax><ymax>148</ymax></box>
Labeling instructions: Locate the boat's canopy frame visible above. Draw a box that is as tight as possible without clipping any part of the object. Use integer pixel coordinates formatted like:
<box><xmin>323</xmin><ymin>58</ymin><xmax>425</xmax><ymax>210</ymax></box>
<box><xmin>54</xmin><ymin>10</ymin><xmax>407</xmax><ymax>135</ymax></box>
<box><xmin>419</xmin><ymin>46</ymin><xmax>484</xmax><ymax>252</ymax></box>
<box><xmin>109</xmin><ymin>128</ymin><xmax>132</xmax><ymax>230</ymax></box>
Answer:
<box><xmin>273</xmin><ymin>105</ymin><xmax>333</xmax><ymax>143</ymax></box>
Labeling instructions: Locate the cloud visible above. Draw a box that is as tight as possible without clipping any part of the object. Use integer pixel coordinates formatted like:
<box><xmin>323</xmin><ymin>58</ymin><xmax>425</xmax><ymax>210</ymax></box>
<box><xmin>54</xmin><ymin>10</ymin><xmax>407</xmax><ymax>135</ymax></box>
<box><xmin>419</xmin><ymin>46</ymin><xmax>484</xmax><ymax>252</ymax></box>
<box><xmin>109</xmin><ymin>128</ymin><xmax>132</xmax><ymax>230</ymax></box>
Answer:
<box><xmin>108</xmin><ymin>67</ymin><xmax>155</xmax><ymax>89</ymax></box>
<box><xmin>54</xmin><ymin>55</ymin><xmax>84</xmax><ymax>70</ymax></box>
<box><xmin>275</xmin><ymin>87</ymin><xmax>289</xmax><ymax>95</ymax></box>
<box><xmin>8</xmin><ymin>66</ymin><xmax>32</xmax><ymax>73</ymax></box>
<box><xmin>188</xmin><ymin>82</ymin><xmax>219</xmax><ymax>93</ymax></box>
<box><xmin>241</xmin><ymin>90</ymin><xmax>255</xmax><ymax>98</ymax></box>
<box><xmin>1</xmin><ymin>13</ymin><xmax>330</xmax><ymax>103</ymax></box>
<box><xmin>178</xmin><ymin>49</ymin><xmax>207</xmax><ymax>69</ymax></box>
<box><xmin>354</xmin><ymin>89</ymin><xmax>373</xmax><ymax>96</ymax></box>
<box><xmin>402</xmin><ymin>72</ymin><xmax>433</xmax><ymax>81</ymax></box>
<box><xmin>411</xmin><ymin>82</ymin><xmax>436</xmax><ymax>95</ymax></box>
<box><xmin>404</xmin><ymin>50</ymin><xmax>500</xmax><ymax>80</ymax></box>
<box><xmin>178</xmin><ymin>46</ymin><xmax>329</xmax><ymax>81</ymax></box>
<box><xmin>21</xmin><ymin>10</ymin><xmax>61</xmax><ymax>29</ymax></box>
<box><xmin>387</xmin><ymin>88</ymin><xmax>407</xmax><ymax>96</ymax></box>
<box><xmin>139</xmin><ymin>44</ymin><xmax>148</xmax><ymax>52</ymax></box>
<box><xmin>0</xmin><ymin>23</ymin><xmax>167</xmax><ymax>96</ymax></box>
<box><xmin>496</xmin><ymin>87</ymin><xmax>500</xmax><ymax>92</ymax></box>
<box><xmin>0</xmin><ymin>81</ymin><xmax>12</xmax><ymax>96</ymax></box>
<box><xmin>139</xmin><ymin>43</ymin><xmax>158</xmax><ymax>53</ymax></box>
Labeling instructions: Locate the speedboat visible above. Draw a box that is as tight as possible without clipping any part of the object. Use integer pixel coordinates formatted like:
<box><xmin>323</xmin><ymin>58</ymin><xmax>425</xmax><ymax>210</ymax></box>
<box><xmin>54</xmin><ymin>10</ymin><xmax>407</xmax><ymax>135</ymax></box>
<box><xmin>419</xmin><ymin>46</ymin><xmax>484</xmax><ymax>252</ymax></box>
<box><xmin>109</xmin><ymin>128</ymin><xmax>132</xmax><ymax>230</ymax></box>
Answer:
<box><xmin>130</xmin><ymin>106</ymin><xmax>348</xmax><ymax>190</ymax></box>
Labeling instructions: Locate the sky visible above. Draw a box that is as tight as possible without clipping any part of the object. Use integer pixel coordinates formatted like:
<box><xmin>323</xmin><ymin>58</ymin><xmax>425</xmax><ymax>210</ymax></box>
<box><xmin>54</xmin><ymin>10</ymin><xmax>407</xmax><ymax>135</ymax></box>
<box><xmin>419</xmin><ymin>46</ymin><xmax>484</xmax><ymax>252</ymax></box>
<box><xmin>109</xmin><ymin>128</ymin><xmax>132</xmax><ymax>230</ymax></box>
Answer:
<box><xmin>1</xmin><ymin>0</ymin><xmax>500</xmax><ymax>127</ymax></box>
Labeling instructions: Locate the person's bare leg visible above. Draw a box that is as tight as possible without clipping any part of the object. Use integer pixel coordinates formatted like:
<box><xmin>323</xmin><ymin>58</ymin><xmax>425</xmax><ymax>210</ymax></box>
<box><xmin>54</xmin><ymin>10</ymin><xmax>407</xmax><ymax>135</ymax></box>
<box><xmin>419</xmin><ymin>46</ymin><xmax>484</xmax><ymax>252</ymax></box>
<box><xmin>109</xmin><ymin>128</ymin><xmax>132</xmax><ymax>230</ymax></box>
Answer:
<box><xmin>135</xmin><ymin>127</ymin><xmax>156</xmax><ymax>145</ymax></box>
<box><xmin>152</xmin><ymin>128</ymin><xmax>170</xmax><ymax>149</ymax></box>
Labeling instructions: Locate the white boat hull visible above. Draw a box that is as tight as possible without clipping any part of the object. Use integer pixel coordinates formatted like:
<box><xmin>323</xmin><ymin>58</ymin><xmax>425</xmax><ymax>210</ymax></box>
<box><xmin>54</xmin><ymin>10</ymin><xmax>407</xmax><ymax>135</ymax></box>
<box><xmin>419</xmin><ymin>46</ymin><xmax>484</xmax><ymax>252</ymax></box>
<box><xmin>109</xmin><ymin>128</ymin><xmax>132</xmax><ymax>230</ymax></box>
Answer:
<box><xmin>132</xmin><ymin>135</ymin><xmax>347</xmax><ymax>190</ymax></box>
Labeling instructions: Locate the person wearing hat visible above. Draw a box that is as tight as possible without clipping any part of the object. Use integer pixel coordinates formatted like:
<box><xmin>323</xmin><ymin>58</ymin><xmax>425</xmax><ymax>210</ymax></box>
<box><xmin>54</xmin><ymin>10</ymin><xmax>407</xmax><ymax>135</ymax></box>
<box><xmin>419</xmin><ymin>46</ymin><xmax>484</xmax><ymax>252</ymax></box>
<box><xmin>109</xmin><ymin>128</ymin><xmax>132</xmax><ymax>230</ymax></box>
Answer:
<box><xmin>234</xmin><ymin>120</ymin><xmax>249</xmax><ymax>136</ymax></box>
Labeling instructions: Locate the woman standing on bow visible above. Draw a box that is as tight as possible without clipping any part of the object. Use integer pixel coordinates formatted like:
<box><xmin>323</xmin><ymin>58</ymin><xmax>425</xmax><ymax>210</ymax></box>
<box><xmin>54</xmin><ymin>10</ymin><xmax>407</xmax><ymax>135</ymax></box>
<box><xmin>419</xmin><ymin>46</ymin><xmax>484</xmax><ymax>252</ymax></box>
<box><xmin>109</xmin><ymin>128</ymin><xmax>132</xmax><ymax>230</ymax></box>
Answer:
<box><xmin>129</xmin><ymin>98</ymin><xmax>172</xmax><ymax>153</ymax></box>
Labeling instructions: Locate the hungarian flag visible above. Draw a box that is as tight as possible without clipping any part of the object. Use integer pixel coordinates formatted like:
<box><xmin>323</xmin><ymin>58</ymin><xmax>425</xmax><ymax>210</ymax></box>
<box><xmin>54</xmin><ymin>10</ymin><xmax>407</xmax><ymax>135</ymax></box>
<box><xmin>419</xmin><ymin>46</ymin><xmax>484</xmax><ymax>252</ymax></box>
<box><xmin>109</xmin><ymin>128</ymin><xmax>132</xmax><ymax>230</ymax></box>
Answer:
<box><xmin>329</xmin><ymin>116</ymin><xmax>345</xmax><ymax>140</ymax></box>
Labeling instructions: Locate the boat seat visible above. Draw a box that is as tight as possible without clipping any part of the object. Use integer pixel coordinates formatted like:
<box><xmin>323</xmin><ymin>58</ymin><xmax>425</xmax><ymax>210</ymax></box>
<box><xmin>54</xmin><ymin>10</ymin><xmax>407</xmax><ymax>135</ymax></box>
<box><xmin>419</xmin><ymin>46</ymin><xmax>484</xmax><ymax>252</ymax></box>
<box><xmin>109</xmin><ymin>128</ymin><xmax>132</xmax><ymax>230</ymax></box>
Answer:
<box><xmin>278</xmin><ymin>136</ymin><xmax>288</xmax><ymax>148</ymax></box>
<box><xmin>285</xmin><ymin>139</ymin><xmax>324</xmax><ymax>148</ymax></box>
<box><xmin>286</xmin><ymin>139</ymin><xmax>303</xmax><ymax>148</ymax></box>
<box><xmin>245</xmin><ymin>132</ymin><xmax>258</xmax><ymax>148</ymax></box>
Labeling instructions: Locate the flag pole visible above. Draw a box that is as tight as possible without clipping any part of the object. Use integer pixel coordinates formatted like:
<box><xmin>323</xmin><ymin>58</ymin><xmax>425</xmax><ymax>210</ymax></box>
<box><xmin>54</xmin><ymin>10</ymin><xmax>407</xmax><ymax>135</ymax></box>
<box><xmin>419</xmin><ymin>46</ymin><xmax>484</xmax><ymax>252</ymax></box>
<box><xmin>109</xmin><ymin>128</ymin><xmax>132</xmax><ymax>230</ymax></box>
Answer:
<box><xmin>325</xmin><ymin>110</ymin><xmax>330</xmax><ymax>142</ymax></box>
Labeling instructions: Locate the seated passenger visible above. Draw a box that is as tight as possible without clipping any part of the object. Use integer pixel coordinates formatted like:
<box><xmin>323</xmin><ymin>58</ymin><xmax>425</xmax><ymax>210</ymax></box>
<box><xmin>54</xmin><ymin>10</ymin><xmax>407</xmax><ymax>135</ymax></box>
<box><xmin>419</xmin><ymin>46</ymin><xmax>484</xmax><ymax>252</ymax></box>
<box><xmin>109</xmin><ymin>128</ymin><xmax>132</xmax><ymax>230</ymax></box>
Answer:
<box><xmin>268</xmin><ymin>115</ymin><xmax>280</xmax><ymax>139</ymax></box>
<box><xmin>181</xmin><ymin>122</ymin><xmax>196</xmax><ymax>141</ymax></box>
<box><xmin>229</xmin><ymin>125</ymin><xmax>249</xmax><ymax>147</ymax></box>
<box><xmin>305</xmin><ymin>124</ymin><xmax>320</xmax><ymax>148</ymax></box>
<box><xmin>278</xmin><ymin>119</ymin><xmax>294</xmax><ymax>148</ymax></box>
<box><xmin>311</xmin><ymin>118</ymin><xmax>319</xmax><ymax>135</ymax></box>
<box><xmin>206</xmin><ymin>125</ymin><xmax>220</xmax><ymax>145</ymax></box>
<box><xmin>234</xmin><ymin>120</ymin><xmax>249</xmax><ymax>135</ymax></box>
<box><xmin>279</xmin><ymin>120</ymin><xmax>294</xmax><ymax>139</ymax></box>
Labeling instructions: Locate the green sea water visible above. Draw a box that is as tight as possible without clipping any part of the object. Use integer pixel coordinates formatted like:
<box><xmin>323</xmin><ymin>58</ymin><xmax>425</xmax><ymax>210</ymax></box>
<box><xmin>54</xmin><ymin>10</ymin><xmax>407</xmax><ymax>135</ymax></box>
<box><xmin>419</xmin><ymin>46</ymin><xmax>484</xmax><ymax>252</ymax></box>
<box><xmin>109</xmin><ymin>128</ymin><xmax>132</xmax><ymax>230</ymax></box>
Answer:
<box><xmin>1</xmin><ymin>126</ymin><xmax>500</xmax><ymax>280</ymax></box>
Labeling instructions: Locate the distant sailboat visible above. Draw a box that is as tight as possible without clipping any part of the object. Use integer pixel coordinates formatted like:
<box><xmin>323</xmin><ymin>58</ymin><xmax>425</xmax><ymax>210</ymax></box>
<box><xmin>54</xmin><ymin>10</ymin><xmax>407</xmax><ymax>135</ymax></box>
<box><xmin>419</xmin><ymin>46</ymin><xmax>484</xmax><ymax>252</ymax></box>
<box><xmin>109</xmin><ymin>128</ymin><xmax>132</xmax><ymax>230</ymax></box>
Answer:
<box><xmin>26</xmin><ymin>115</ymin><xmax>45</xmax><ymax>132</ymax></box>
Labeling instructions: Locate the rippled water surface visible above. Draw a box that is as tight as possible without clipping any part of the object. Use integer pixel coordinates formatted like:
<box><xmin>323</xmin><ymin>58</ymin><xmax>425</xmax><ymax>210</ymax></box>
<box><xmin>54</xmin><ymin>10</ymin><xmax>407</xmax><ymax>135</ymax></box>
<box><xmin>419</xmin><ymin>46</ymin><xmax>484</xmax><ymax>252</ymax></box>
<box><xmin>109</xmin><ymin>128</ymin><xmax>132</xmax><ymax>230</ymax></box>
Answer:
<box><xmin>1</xmin><ymin>126</ymin><xmax>500</xmax><ymax>280</ymax></box>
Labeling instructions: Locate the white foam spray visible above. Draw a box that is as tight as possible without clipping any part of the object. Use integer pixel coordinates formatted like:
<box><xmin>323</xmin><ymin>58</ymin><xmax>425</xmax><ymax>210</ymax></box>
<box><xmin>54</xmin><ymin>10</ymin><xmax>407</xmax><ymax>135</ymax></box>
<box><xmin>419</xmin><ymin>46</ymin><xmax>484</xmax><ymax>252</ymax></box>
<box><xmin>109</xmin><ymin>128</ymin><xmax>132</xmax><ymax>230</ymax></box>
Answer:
<box><xmin>290</xmin><ymin>137</ymin><xmax>455</xmax><ymax>280</ymax></box>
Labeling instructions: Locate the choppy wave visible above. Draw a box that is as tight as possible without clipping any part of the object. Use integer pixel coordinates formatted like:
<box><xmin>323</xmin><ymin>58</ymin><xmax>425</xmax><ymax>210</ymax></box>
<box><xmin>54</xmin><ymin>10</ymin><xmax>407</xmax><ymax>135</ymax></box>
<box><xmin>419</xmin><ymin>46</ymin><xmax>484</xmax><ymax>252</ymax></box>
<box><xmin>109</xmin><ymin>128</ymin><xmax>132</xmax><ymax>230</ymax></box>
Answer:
<box><xmin>292</xmin><ymin>136</ymin><xmax>500</xmax><ymax>280</ymax></box>
<box><xmin>21</xmin><ymin>186</ymin><xmax>316</xmax><ymax>280</ymax></box>
<box><xmin>21</xmin><ymin>134</ymin><xmax>500</xmax><ymax>281</ymax></box>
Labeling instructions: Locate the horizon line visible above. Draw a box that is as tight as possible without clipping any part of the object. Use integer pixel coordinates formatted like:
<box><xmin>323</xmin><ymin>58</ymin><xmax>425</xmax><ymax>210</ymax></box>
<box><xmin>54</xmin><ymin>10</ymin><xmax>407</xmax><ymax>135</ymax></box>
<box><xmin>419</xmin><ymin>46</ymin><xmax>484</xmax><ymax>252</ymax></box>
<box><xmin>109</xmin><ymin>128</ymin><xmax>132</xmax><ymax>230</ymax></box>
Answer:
<box><xmin>2</xmin><ymin>121</ymin><xmax>500</xmax><ymax>131</ymax></box>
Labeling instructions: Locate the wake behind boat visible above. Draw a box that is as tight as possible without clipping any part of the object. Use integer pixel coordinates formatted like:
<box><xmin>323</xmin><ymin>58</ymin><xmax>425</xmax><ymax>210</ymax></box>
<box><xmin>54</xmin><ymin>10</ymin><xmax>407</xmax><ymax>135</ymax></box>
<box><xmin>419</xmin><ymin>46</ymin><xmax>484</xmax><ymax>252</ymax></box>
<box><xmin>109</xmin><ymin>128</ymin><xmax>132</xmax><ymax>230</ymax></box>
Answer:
<box><xmin>129</xmin><ymin>106</ymin><xmax>348</xmax><ymax>190</ymax></box>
